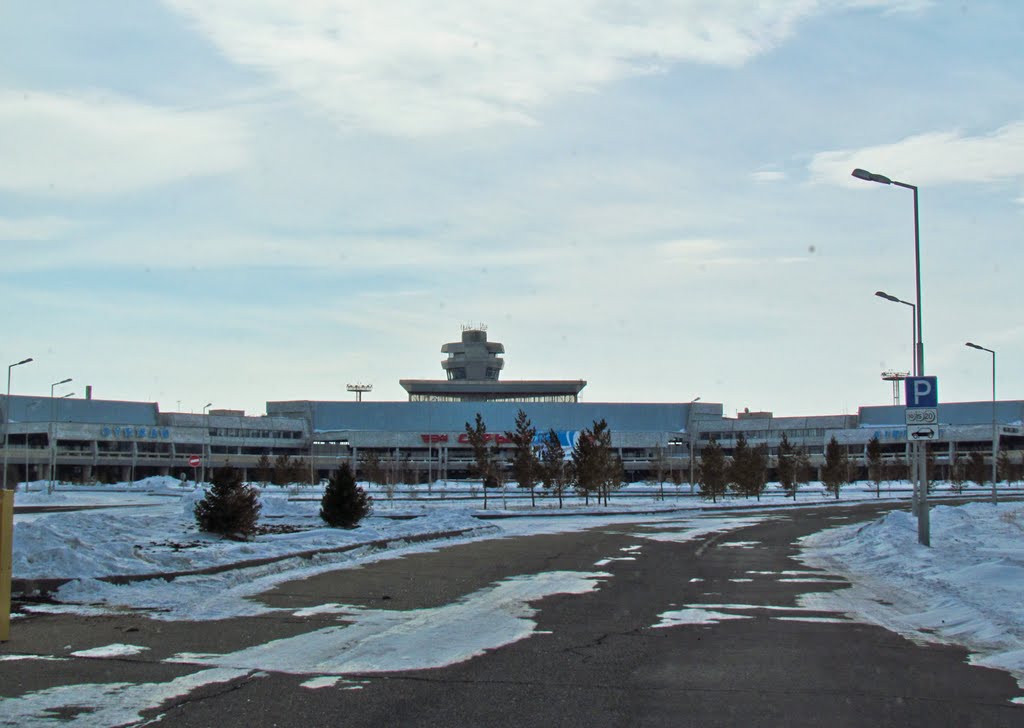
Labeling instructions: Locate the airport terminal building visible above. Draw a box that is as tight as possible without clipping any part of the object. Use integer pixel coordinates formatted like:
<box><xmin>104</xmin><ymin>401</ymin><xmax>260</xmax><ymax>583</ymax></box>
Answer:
<box><xmin>2</xmin><ymin>328</ymin><xmax>1022</xmax><ymax>485</ymax></box>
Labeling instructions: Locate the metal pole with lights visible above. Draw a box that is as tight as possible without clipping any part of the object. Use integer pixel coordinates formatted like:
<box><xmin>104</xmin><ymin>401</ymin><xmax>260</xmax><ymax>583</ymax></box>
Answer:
<box><xmin>875</xmin><ymin>289</ymin><xmax>919</xmax><ymax>513</ymax></box>
<box><xmin>688</xmin><ymin>397</ymin><xmax>701</xmax><ymax>492</ymax></box>
<box><xmin>3</xmin><ymin>358</ymin><xmax>34</xmax><ymax>492</ymax></box>
<box><xmin>2</xmin><ymin>357</ymin><xmax>32</xmax><ymax>641</ymax></box>
<box><xmin>201</xmin><ymin>403</ymin><xmax>212</xmax><ymax>484</ymax></box>
<box><xmin>48</xmin><ymin>378</ymin><xmax>72</xmax><ymax>494</ymax></box>
<box><xmin>874</xmin><ymin>291</ymin><xmax>917</xmax><ymax>376</ymax></box>
<box><xmin>965</xmin><ymin>342</ymin><xmax>998</xmax><ymax>504</ymax></box>
<box><xmin>852</xmin><ymin>168</ymin><xmax>929</xmax><ymax>545</ymax></box>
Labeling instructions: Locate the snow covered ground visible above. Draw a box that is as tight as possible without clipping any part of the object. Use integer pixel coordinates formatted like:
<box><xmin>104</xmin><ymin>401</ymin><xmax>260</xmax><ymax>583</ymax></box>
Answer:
<box><xmin>800</xmin><ymin>501</ymin><xmax>1024</xmax><ymax>703</ymax></box>
<box><xmin>7</xmin><ymin>475</ymin><xmax>1023</xmax><ymax>696</ymax></box>
<box><xmin>2</xmin><ymin>476</ymin><xmax>1023</xmax><ymax>721</ymax></box>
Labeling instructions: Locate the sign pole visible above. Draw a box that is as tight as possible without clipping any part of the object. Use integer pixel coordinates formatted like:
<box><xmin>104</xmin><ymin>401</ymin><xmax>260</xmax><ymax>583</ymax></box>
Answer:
<box><xmin>905</xmin><ymin>376</ymin><xmax>937</xmax><ymax>546</ymax></box>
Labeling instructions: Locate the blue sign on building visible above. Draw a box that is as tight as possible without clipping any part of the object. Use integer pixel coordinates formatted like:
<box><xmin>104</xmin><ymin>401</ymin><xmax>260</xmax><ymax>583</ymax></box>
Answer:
<box><xmin>905</xmin><ymin>376</ymin><xmax>938</xmax><ymax>408</ymax></box>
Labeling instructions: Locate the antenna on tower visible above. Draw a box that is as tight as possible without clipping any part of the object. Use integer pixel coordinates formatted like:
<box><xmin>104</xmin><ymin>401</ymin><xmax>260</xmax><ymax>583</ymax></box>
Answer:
<box><xmin>346</xmin><ymin>383</ymin><xmax>372</xmax><ymax>402</ymax></box>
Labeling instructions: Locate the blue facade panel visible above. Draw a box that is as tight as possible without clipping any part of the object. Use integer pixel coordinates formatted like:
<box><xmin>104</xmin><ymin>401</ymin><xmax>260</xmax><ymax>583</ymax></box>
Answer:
<box><xmin>1</xmin><ymin>395</ymin><xmax>158</xmax><ymax>425</ymax></box>
<box><xmin>303</xmin><ymin>401</ymin><xmax>693</xmax><ymax>434</ymax></box>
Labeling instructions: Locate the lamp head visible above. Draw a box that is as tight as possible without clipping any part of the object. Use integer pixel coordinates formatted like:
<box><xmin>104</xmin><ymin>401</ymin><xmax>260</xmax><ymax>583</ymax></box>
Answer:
<box><xmin>874</xmin><ymin>291</ymin><xmax>899</xmax><ymax>302</ymax></box>
<box><xmin>852</xmin><ymin>168</ymin><xmax>893</xmax><ymax>185</ymax></box>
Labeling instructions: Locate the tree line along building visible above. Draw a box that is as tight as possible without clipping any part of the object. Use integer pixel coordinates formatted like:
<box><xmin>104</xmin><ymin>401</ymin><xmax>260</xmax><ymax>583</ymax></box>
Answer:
<box><xmin>2</xmin><ymin>327</ymin><xmax>1022</xmax><ymax>486</ymax></box>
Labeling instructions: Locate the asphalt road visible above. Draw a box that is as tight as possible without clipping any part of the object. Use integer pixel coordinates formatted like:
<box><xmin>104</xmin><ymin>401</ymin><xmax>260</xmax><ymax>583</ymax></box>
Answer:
<box><xmin>1</xmin><ymin>502</ymin><xmax>1021</xmax><ymax>727</ymax></box>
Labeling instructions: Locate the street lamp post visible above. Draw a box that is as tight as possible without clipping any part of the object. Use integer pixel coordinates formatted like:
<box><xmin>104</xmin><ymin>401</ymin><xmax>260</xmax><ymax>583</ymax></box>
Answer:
<box><xmin>688</xmin><ymin>397</ymin><xmax>701</xmax><ymax>493</ymax></box>
<box><xmin>48</xmin><ymin>378</ymin><xmax>72</xmax><ymax>494</ymax></box>
<box><xmin>875</xmin><ymin>289</ymin><xmax>919</xmax><ymax>514</ymax></box>
<box><xmin>965</xmin><ymin>342</ymin><xmax>998</xmax><ymax>504</ymax></box>
<box><xmin>3</xmin><ymin>358</ymin><xmax>34</xmax><ymax>491</ymax></box>
<box><xmin>201</xmin><ymin>403</ymin><xmax>212</xmax><ymax>484</ymax></box>
<box><xmin>874</xmin><ymin>291</ymin><xmax>917</xmax><ymax>376</ymax></box>
<box><xmin>853</xmin><ymin>168</ymin><xmax>929</xmax><ymax>546</ymax></box>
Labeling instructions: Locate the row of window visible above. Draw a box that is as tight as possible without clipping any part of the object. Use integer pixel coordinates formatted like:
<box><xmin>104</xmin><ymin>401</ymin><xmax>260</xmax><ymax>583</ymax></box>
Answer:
<box><xmin>208</xmin><ymin>428</ymin><xmax>303</xmax><ymax>439</ymax></box>
<box><xmin>700</xmin><ymin>428</ymin><xmax>828</xmax><ymax>441</ymax></box>
<box><xmin>409</xmin><ymin>394</ymin><xmax>577</xmax><ymax>403</ymax></box>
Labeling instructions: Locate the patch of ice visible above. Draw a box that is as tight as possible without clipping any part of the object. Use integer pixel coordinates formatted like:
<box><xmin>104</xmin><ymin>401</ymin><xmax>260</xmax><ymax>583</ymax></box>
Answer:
<box><xmin>654</xmin><ymin>608</ymin><xmax>753</xmax><ymax>627</ymax></box>
<box><xmin>70</xmin><ymin>644</ymin><xmax>149</xmax><ymax>659</ymax></box>
<box><xmin>169</xmin><ymin>570</ymin><xmax>608</xmax><ymax>675</ymax></box>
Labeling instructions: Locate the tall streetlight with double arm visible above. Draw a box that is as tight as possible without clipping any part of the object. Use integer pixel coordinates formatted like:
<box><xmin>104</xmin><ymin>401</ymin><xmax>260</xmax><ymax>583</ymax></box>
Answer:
<box><xmin>965</xmin><ymin>342</ymin><xmax>997</xmax><ymax>504</ymax></box>
<box><xmin>852</xmin><ymin>168</ymin><xmax>929</xmax><ymax>546</ymax></box>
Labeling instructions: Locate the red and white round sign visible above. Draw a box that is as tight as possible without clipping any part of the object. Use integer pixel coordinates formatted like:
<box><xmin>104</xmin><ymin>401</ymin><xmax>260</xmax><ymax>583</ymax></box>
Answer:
<box><xmin>188</xmin><ymin>455</ymin><xmax>202</xmax><ymax>468</ymax></box>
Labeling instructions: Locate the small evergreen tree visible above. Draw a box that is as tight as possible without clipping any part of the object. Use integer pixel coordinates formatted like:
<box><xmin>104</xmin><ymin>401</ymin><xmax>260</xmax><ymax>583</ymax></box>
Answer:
<box><xmin>464</xmin><ymin>413</ymin><xmax>494</xmax><ymax>508</ymax></box>
<box><xmin>777</xmin><ymin>432</ymin><xmax>798</xmax><ymax>500</ymax></box>
<box><xmin>649</xmin><ymin>446</ymin><xmax>670</xmax><ymax>501</ymax></box>
<box><xmin>194</xmin><ymin>465</ymin><xmax>261</xmax><ymax>540</ymax></box>
<box><xmin>728</xmin><ymin>434</ymin><xmax>751</xmax><ymax>498</ymax></box>
<box><xmin>699</xmin><ymin>439</ymin><xmax>727</xmax><ymax>503</ymax></box>
<box><xmin>506</xmin><ymin>409</ymin><xmax>539</xmax><ymax>507</ymax></box>
<box><xmin>997</xmin><ymin>450</ymin><xmax>1011</xmax><ymax>484</ymax></box>
<box><xmin>886</xmin><ymin>455</ymin><xmax>908</xmax><ymax>482</ymax></box>
<box><xmin>290</xmin><ymin>456</ymin><xmax>311</xmax><ymax>485</ymax></box>
<box><xmin>320</xmin><ymin>463</ymin><xmax>372</xmax><ymax>528</ymax></box>
<box><xmin>540</xmin><ymin>429</ymin><xmax>568</xmax><ymax>508</ymax></box>
<box><xmin>949</xmin><ymin>453</ymin><xmax>966</xmax><ymax>493</ymax></box>
<box><xmin>272</xmin><ymin>453</ymin><xmax>293</xmax><ymax>485</ymax></box>
<box><xmin>866</xmin><ymin>436</ymin><xmax>883</xmax><ymax>497</ymax></box>
<box><xmin>966</xmin><ymin>451</ymin><xmax>987</xmax><ymax>485</ymax></box>
<box><xmin>822</xmin><ymin>436</ymin><xmax>847</xmax><ymax>499</ymax></box>
<box><xmin>571</xmin><ymin>419</ymin><xmax>618</xmax><ymax>506</ymax></box>
<box><xmin>750</xmin><ymin>442</ymin><xmax>768</xmax><ymax>501</ymax></box>
<box><xmin>255</xmin><ymin>453</ymin><xmax>273</xmax><ymax>485</ymax></box>
<box><xmin>795</xmin><ymin>446</ymin><xmax>812</xmax><ymax>488</ymax></box>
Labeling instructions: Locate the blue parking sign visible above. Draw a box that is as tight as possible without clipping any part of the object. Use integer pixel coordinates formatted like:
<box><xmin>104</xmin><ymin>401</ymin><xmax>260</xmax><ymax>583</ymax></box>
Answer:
<box><xmin>905</xmin><ymin>376</ymin><xmax>938</xmax><ymax>408</ymax></box>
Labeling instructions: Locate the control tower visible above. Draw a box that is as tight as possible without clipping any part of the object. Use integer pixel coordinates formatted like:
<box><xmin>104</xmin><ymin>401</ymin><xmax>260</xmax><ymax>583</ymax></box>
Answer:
<box><xmin>400</xmin><ymin>326</ymin><xmax>586</xmax><ymax>403</ymax></box>
<box><xmin>441</xmin><ymin>326</ymin><xmax>505</xmax><ymax>381</ymax></box>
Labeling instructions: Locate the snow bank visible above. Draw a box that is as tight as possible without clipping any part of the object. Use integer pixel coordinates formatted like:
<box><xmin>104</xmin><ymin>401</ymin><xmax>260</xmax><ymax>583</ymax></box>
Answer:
<box><xmin>800</xmin><ymin>502</ymin><xmax>1024</xmax><ymax>698</ymax></box>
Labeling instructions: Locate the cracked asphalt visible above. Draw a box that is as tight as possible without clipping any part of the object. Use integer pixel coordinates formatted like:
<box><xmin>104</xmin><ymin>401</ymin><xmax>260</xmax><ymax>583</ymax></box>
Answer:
<box><xmin>1</xmin><ymin>502</ymin><xmax>1022</xmax><ymax>727</ymax></box>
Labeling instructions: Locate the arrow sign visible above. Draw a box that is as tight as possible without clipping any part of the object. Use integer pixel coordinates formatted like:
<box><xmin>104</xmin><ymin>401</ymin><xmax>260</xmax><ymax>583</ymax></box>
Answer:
<box><xmin>907</xmin><ymin>426</ymin><xmax>938</xmax><ymax>441</ymax></box>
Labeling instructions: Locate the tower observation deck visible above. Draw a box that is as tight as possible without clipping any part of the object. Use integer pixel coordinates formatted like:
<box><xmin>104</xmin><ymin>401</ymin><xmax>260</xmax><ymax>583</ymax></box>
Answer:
<box><xmin>399</xmin><ymin>327</ymin><xmax>586</xmax><ymax>403</ymax></box>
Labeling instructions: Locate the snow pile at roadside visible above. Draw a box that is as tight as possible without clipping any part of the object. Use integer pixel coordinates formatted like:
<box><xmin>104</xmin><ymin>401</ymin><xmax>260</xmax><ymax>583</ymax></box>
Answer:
<box><xmin>800</xmin><ymin>502</ymin><xmax>1024</xmax><ymax>695</ymax></box>
<box><xmin>12</xmin><ymin>497</ymin><xmax>491</xmax><ymax>580</ymax></box>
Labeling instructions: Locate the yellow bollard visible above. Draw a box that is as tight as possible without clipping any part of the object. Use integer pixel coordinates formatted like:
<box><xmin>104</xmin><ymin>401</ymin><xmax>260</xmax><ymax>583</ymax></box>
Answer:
<box><xmin>0</xmin><ymin>489</ymin><xmax>13</xmax><ymax>641</ymax></box>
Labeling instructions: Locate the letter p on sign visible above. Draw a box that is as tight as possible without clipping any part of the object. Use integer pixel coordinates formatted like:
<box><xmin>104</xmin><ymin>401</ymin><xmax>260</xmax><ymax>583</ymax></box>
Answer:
<box><xmin>905</xmin><ymin>376</ymin><xmax>938</xmax><ymax>408</ymax></box>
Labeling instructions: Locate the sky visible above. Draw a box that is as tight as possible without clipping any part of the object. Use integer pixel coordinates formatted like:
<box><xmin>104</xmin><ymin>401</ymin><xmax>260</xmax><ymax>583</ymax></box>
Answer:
<box><xmin>1</xmin><ymin>1</ymin><xmax>1021</xmax><ymax>417</ymax></box>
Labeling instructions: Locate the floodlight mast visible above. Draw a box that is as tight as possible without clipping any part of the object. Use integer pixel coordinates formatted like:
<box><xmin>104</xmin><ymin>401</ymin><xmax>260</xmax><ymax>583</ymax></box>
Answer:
<box><xmin>346</xmin><ymin>384</ymin><xmax>373</xmax><ymax>403</ymax></box>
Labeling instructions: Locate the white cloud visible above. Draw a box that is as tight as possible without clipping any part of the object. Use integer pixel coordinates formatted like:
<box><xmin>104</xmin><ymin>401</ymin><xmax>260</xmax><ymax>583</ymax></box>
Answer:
<box><xmin>164</xmin><ymin>0</ymin><xmax>892</xmax><ymax>137</ymax></box>
<box><xmin>809</xmin><ymin>121</ymin><xmax>1024</xmax><ymax>188</ymax></box>
<box><xmin>656</xmin><ymin>237</ymin><xmax>728</xmax><ymax>261</ymax></box>
<box><xmin>0</xmin><ymin>90</ymin><xmax>247</xmax><ymax>198</ymax></box>
<box><xmin>752</xmin><ymin>169</ymin><xmax>786</xmax><ymax>182</ymax></box>
<box><xmin>0</xmin><ymin>216</ymin><xmax>73</xmax><ymax>240</ymax></box>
